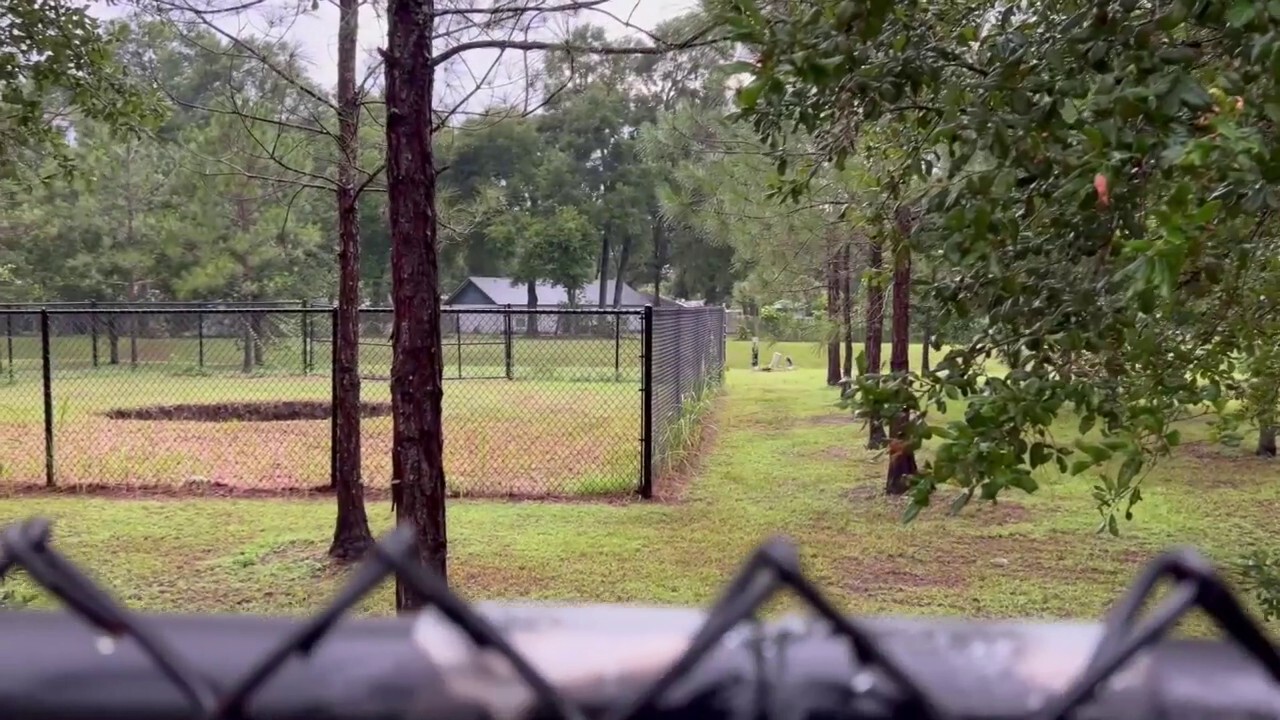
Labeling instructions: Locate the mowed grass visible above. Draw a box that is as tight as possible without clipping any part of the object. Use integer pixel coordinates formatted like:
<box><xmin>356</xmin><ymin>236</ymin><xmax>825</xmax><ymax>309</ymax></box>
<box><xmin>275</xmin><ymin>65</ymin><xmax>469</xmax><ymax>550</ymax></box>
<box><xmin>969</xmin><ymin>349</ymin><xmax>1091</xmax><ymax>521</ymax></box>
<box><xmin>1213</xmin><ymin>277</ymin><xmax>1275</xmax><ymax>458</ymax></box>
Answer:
<box><xmin>1</xmin><ymin>333</ymin><xmax>645</xmax><ymax>382</ymax></box>
<box><xmin>1</xmin><ymin>340</ymin><xmax>1276</xmax><ymax>628</ymax></box>
<box><xmin>0</xmin><ymin>334</ymin><xmax>645</xmax><ymax>496</ymax></box>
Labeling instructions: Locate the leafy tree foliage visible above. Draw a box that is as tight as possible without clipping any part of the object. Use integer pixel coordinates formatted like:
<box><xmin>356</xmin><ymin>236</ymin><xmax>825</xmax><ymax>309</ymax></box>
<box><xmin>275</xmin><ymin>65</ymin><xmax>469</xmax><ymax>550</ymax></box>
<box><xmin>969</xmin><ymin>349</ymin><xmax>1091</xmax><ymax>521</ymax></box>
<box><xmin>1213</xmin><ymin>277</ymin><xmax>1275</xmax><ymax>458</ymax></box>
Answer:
<box><xmin>718</xmin><ymin>0</ymin><xmax>1280</xmax><ymax>529</ymax></box>
<box><xmin>1</xmin><ymin>0</ymin><xmax>159</xmax><ymax>173</ymax></box>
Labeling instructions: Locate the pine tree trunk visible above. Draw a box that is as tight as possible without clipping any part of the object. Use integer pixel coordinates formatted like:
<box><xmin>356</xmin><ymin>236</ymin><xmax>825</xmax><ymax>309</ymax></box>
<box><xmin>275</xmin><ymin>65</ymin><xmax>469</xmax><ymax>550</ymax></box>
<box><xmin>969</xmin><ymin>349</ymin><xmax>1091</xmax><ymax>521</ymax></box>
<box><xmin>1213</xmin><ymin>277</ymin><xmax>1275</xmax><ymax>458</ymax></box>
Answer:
<box><xmin>526</xmin><ymin>281</ymin><xmax>539</xmax><ymax>337</ymax></box>
<box><xmin>242</xmin><ymin>316</ymin><xmax>253</xmax><ymax>373</ymax></box>
<box><xmin>329</xmin><ymin>0</ymin><xmax>373</xmax><ymax>561</ymax></box>
<box><xmin>826</xmin><ymin>237</ymin><xmax>841</xmax><ymax>386</ymax></box>
<box><xmin>885</xmin><ymin>243</ymin><xmax>917</xmax><ymax>496</ymax></box>
<box><xmin>613</xmin><ymin>235</ymin><xmax>632</xmax><ymax>308</ymax></box>
<box><xmin>652</xmin><ymin>219</ymin><xmax>664</xmax><ymax>306</ymax></box>
<box><xmin>841</xmin><ymin>243</ymin><xmax>853</xmax><ymax>379</ymax></box>
<box><xmin>1258</xmin><ymin>422</ymin><xmax>1277</xmax><ymax>458</ymax></box>
<box><xmin>251</xmin><ymin>312</ymin><xmax>266</xmax><ymax>366</ymax></box>
<box><xmin>107</xmin><ymin>318</ymin><xmax>120</xmax><ymax>365</ymax></box>
<box><xmin>130</xmin><ymin>317</ymin><xmax>140</xmax><ymax>367</ymax></box>
<box><xmin>597</xmin><ymin>235</ymin><xmax>609</xmax><ymax>307</ymax></box>
<box><xmin>865</xmin><ymin>237</ymin><xmax>887</xmax><ymax>449</ymax></box>
<box><xmin>920</xmin><ymin>313</ymin><xmax>932</xmax><ymax>373</ymax></box>
<box><xmin>386</xmin><ymin>0</ymin><xmax>448</xmax><ymax>607</ymax></box>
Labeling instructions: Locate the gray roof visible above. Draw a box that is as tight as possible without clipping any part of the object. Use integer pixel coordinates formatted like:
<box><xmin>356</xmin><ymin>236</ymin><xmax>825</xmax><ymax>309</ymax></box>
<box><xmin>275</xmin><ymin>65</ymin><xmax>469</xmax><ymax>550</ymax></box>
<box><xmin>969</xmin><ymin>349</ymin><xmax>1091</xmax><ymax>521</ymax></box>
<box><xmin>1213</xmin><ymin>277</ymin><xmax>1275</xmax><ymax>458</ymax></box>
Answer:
<box><xmin>447</xmin><ymin>276</ymin><xmax>650</xmax><ymax>307</ymax></box>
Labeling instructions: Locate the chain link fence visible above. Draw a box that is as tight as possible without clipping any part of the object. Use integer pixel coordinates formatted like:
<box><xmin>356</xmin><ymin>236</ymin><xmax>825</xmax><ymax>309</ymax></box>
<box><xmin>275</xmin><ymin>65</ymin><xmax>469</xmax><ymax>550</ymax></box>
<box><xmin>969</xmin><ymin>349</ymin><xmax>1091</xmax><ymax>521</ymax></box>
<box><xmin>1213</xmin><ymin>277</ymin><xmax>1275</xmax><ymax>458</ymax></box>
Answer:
<box><xmin>0</xmin><ymin>304</ymin><xmax>724</xmax><ymax>499</ymax></box>
<box><xmin>645</xmin><ymin>306</ymin><xmax>727</xmax><ymax>488</ymax></box>
<box><xmin>2</xmin><ymin>518</ymin><xmax>1276</xmax><ymax>720</ymax></box>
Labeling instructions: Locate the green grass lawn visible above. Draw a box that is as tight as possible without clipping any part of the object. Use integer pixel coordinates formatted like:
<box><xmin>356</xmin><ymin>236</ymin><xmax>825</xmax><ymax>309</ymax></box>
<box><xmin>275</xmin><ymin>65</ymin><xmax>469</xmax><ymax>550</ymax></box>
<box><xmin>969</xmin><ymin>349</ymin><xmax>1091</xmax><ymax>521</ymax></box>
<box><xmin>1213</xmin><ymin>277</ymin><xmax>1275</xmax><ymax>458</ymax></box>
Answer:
<box><xmin>0</xmin><ymin>361</ymin><xmax>643</xmax><ymax>497</ymax></box>
<box><xmin>2</xmin><ymin>351</ymin><xmax>1275</xmax><ymax>627</ymax></box>
<box><xmin>2</xmin><ymin>332</ymin><xmax>644</xmax><ymax>382</ymax></box>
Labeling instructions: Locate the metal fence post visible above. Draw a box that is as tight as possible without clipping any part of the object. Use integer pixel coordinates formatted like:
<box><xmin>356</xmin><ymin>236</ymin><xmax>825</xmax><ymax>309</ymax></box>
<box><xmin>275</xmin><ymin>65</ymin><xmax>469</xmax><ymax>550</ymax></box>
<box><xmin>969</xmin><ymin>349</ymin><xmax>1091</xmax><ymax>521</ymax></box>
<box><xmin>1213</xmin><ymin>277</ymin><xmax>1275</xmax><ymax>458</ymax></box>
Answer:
<box><xmin>455</xmin><ymin>313</ymin><xmax>463</xmax><ymax>379</ymax></box>
<box><xmin>614</xmin><ymin>314</ymin><xmax>621</xmax><ymax>382</ymax></box>
<box><xmin>89</xmin><ymin>300</ymin><xmax>99</xmax><ymax>368</ymax></box>
<box><xmin>675</xmin><ymin>310</ymin><xmax>684</xmax><ymax>406</ymax></box>
<box><xmin>40</xmin><ymin>309</ymin><xmax>54</xmax><ymax>487</ymax></box>
<box><xmin>301</xmin><ymin>300</ymin><xmax>310</xmax><ymax>374</ymax></box>
<box><xmin>4</xmin><ymin>314</ymin><xmax>11</xmax><ymax>383</ymax></box>
<box><xmin>330</xmin><ymin>307</ymin><xmax>339</xmax><ymax>487</ymax></box>
<box><xmin>503</xmin><ymin>304</ymin><xmax>514</xmax><ymax>380</ymax></box>
<box><xmin>719</xmin><ymin>307</ymin><xmax>727</xmax><ymax>379</ymax></box>
<box><xmin>129</xmin><ymin>313</ymin><xmax>139</xmax><ymax>369</ymax></box>
<box><xmin>640</xmin><ymin>304</ymin><xmax>654</xmax><ymax>499</ymax></box>
<box><xmin>197</xmin><ymin>312</ymin><xmax>205</xmax><ymax>368</ymax></box>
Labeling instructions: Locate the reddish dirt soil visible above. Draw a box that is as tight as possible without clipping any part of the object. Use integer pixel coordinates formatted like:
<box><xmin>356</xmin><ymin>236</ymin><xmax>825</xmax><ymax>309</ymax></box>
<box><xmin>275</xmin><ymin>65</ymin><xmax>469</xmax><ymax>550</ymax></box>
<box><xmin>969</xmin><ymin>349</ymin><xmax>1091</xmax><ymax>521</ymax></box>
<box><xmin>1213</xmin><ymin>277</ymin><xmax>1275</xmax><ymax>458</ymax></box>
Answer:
<box><xmin>101</xmin><ymin>401</ymin><xmax>392</xmax><ymax>422</ymax></box>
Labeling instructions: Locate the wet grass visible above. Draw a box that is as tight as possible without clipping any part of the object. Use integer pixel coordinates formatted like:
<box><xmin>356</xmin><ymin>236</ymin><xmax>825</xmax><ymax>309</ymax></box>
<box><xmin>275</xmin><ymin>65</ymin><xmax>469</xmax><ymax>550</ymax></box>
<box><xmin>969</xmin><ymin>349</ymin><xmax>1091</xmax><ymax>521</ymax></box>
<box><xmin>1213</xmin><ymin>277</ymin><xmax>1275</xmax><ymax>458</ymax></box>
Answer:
<box><xmin>0</xmin><ymin>374</ymin><xmax>640</xmax><ymax>496</ymax></box>
<box><xmin>1</xmin><ymin>343</ymin><xmax>1275</xmax><ymax>628</ymax></box>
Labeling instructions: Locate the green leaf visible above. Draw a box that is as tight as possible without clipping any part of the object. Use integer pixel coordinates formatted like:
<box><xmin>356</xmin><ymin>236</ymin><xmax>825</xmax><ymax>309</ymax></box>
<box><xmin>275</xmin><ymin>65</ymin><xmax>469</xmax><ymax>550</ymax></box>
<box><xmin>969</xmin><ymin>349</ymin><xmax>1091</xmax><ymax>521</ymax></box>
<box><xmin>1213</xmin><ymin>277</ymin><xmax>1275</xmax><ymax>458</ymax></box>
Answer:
<box><xmin>1078</xmin><ymin>414</ymin><xmax>1096</xmax><ymax>435</ymax></box>
<box><xmin>721</xmin><ymin>61</ymin><xmax>758</xmax><ymax>76</ymax></box>
<box><xmin>1227</xmin><ymin>0</ymin><xmax>1257</xmax><ymax>26</ymax></box>
<box><xmin>736</xmin><ymin>77</ymin><xmax>768</xmax><ymax>109</ymax></box>
<box><xmin>1060</xmin><ymin>99</ymin><xmax>1079</xmax><ymax>123</ymax></box>
<box><xmin>1070</xmin><ymin>460</ymin><xmax>1095</xmax><ymax>475</ymax></box>
<box><xmin>902</xmin><ymin>502</ymin><xmax>923</xmax><ymax>523</ymax></box>
<box><xmin>1029</xmin><ymin>441</ymin><xmax>1051</xmax><ymax>468</ymax></box>
<box><xmin>835</xmin><ymin>0</ymin><xmax>857</xmax><ymax>27</ymax></box>
<box><xmin>1190</xmin><ymin>200</ymin><xmax>1222</xmax><ymax>225</ymax></box>
<box><xmin>949</xmin><ymin>491</ymin><xmax>972</xmax><ymax>515</ymax></box>
<box><xmin>1116</xmin><ymin>454</ymin><xmax>1142</xmax><ymax>489</ymax></box>
<box><xmin>1107</xmin><ymin>513</ymin><xmax>1120</xmax><ymax>537</ymax></box>
<box><xmin>1079</xmin><ymin>442</ymin><xmax>1113</xmax><ymax>463</ymax></box>
<box><xmin>929</xmin><ymin>423</ymin><xmax>956</xmax><ymax>439</ymax></box>
<box><xmin>1178</xmin><ymin>78</ymin><xmax>1214</xmax><ymax>111</ymax></box>
<box><xmin>1008</xmin><ymin>472</ymin><xmax>1039</xmax><ymax>493</ymax></box>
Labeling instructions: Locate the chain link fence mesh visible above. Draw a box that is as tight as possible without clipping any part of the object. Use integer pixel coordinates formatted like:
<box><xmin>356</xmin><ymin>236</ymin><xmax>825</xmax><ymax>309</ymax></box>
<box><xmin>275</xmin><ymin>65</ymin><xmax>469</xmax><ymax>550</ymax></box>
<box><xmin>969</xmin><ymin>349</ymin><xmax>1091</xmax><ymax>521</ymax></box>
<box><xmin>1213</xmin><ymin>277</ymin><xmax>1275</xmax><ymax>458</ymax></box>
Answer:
<box><xmin>2</xmin><ymin>517</ymin><xmax>1275</xmax><ymax>720</ymax></box>
<box><xmin>648</xmin><ymin>306</ymin><xmax>726</xmax><ymax>482</ymax></box>
<box><xmin>0</xmin><ymin>304</ymin><xmax>722</xmax><ymax>499</ymax></box>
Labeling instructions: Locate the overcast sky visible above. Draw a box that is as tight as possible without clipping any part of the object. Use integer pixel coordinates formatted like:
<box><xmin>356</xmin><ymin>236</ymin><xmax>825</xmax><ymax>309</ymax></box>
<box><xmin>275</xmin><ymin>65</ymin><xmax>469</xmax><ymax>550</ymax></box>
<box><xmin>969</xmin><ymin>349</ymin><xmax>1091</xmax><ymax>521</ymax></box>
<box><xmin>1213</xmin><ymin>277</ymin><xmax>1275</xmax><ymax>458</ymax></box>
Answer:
<box><xmin>93</xmin><ymin>0</ymin><xmax>698</xmax><ymax>91</ymax></box>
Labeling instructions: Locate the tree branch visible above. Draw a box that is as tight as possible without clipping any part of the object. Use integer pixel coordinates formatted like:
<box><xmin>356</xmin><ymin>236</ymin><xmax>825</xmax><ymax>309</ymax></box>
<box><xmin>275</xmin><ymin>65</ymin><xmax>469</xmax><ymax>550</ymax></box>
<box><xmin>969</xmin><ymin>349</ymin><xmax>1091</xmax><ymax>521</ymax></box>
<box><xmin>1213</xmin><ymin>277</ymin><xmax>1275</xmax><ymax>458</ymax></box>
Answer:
<box><xmin>430</xmin><ymin>23</ymin><xmax>723</xmax><ymax>69</ymax></box>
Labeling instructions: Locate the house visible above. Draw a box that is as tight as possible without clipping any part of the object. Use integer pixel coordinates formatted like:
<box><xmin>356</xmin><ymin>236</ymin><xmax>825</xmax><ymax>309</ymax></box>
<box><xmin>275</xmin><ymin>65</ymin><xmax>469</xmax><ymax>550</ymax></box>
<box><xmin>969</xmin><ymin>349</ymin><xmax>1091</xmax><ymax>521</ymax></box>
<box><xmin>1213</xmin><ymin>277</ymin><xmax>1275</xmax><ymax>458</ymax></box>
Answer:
<box><xmin>444</xmin><ymin>276</ymin><xmax>650</xmax><ymax>334</ymax></box>
<box><xmin>639</xmin><ymin>291</ymin><xmax>690</xmax><ymax>307</ymax></box>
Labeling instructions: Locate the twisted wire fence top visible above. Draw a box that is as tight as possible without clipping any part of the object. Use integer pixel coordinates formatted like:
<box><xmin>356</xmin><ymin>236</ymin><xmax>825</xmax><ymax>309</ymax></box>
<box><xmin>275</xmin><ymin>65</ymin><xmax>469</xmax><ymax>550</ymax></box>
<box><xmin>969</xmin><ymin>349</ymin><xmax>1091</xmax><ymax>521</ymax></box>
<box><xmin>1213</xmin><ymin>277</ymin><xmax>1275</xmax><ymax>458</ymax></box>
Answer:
<box><xmin>1</xmin><ymin>518</ymin><xmax>1280</xmax><ymax>720</ymax></box>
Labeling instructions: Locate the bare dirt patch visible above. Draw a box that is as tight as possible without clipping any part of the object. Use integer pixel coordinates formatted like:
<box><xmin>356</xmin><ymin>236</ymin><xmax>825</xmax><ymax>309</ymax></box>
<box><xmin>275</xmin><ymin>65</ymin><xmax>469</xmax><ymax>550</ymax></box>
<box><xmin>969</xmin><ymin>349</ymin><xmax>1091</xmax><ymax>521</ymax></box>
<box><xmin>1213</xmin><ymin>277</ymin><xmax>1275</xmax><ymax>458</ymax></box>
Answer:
<box><xmin>810</xmin><ymin>446</ymin><xmax>854</xmax><ymax>461</ymax></box>
<box><xmin>1180</xmin><ymin>440</ymin><xmax>1249</xmax><ymax>463</ymax></box>
<box><xmin>255</xmin><ymin>539</ymin><xmax>344</xmax><ymax>578</ymax></box>
<box><xmin>844</xmin><ymin>563</ymin><xmax>968</xmax><ymax>592</ymax></box>
<box><xmin>802</xmin><ymin>414</ymin><xmax>855</xmax><ymax>426</ymax></box>
<box><xmin>0</xmin><ymin>384</ymin><xmax>642</xmax><ymax>498</ymax></box>
<box><xmin>1169</xmin><ymin>441</ymin><xmax>1276</xmax><ymax>488</ymax></box>
<box><xmin>836</xmin><ymin>531</ymin><xmax>1151</xmax><ymax>602</ymax></box>
<box><xmin>102</xmin><ymin>400</ymin><xmax>392</xmax><ymax>422</ymax></box>
<box><xmin>845</xmin><ymin>485</ymin><xmax>1031</xmax><ymax>525</ymax></box>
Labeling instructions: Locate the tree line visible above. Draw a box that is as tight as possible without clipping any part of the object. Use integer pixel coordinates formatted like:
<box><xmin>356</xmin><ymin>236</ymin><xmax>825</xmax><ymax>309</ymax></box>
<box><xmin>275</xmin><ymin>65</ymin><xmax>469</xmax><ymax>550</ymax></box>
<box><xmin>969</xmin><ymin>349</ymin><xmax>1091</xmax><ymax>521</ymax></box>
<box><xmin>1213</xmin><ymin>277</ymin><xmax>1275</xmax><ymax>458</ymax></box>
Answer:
<box><xmin>714</xmin><ymin>0</ymin><xmax>1280</xmax><ymax>532</ymax></box>
<box><xmin>0</xmin><ymin>17</ymin><xmax>745</xmax><ymax>310</ymax></box>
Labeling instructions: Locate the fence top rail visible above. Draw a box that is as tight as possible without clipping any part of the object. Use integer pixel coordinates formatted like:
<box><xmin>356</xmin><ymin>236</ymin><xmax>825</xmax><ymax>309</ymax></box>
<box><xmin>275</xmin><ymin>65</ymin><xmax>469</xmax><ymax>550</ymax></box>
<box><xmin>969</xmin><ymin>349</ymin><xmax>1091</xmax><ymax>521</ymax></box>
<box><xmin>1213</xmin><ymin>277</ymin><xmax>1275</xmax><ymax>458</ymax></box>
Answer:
<box><xmin>0</xmin><ymin>307</ymin><xmax>331</xmax><ymax>316</ymax></box>
<box><xmin>441</xmin><ymin>306</ymin><xmax>646</xmax><ymax>316</ymax></box>
<box><xmin>652</xmin><ymin>304</ymin><xmax>726</xmax><ymax>312</ymax></box>
<box><xmin>0</xmin><ymin>301</ymin><xmax>310</xmax><ymax>309</ymax></box>
<box><xmin>0</xmin><ymin>306</ymin><xmax>653</xmax><ymax>317</ymax></box>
